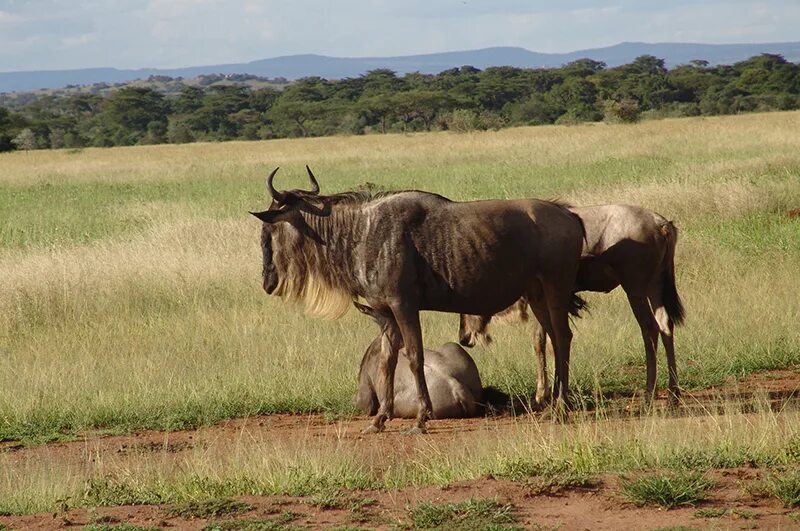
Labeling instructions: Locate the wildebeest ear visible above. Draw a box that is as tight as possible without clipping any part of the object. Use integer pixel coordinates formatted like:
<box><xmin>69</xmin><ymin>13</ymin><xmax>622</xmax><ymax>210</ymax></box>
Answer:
<box><xmin>249</xmin><ymin>209</ymin><xmax>297</xmax><ymax>224</ymax></box>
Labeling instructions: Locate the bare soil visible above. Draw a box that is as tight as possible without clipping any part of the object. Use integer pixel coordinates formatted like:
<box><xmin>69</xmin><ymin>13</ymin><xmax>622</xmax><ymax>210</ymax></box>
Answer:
<box><xmin>2</xmin><ymin>368</ymin><xmax>799</xmax><ymax>530</ymax></box>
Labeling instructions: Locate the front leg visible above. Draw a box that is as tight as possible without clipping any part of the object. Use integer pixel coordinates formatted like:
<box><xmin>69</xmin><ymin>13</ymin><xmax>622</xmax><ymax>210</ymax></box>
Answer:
<box><xmin>391</xmin><ymin>305</ymin><xmax>433</xmax><ymax>434</ymax></box>
<box><xmin>364</xmin><ymin>335</ymin><xmax>398</xmax><ymax>433</ymax></box>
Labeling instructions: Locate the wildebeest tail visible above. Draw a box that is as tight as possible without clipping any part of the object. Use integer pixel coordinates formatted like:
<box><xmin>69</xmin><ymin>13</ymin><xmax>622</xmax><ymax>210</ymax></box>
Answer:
<box><xmin>661</xmin><ymin>221</ymin><xmax>685</xmax><ymax>327</ymax></box>
<box><xmin>480</xmin><ymin>386</ymin><xmax>511</xmax><ymax>415</ymax></box>
<box><xmin>569</xmin><ymin>293</ymin><xmax>588</xmax><ymax>318</ymax></box>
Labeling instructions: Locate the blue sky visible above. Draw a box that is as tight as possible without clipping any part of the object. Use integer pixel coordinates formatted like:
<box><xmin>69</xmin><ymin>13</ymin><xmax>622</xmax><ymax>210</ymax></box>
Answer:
<box><xmin>1</xmin><ymin>0</ymin><xmax>798</xmax><ymax>72</ymax></box>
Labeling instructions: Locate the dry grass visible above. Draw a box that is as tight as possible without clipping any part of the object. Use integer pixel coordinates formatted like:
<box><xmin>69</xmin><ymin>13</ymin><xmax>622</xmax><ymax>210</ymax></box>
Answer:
<box><xmin>0</xmin><ymin>111</ymin><xmax>799</xmax><ymax>513</ymax></box>
<box><xmin>1</xmin><ymin>111</ymin><xmax>799</xmax><ymax>442</ymax></box>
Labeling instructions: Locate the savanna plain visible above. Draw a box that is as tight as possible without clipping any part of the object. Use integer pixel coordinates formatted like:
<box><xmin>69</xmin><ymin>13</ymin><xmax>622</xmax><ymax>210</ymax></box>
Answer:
<box><xmin>1</xmin><ymin>111</ymin><xmax>800</xmax><ymax>530</ymax></box>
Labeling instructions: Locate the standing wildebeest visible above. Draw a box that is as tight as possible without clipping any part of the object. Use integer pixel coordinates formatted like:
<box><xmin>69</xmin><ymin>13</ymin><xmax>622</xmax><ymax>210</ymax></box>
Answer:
<box><xmin>251</xmin><ymin>167</ymin><xmax>585</xmax><ymax>433</ymax></box>
<box><xmin>353</xmin><ymin>302</ymin><xmax>484</xmax><ymax>418</ymax></box>
<box><xmin>460</xmin><ymin>204</ymin><xmax>685</xmax><ymax>405</ymax></box>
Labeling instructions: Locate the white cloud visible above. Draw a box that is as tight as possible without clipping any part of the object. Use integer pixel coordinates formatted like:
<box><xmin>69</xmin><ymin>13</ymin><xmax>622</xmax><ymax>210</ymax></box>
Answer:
<box><xmin>61</xmin><ymin>33</ymin><xmax>94</xmax><ymax>47</ymax></box>
<box><xmin>0</xmin><ymin>10</ymin><xmax>23</xmax><ymax>23</ymax></box>
<box><xmin>1</xmin><ymin>0</ymin><xmax>799</xmax><ymax>71</ymax></box>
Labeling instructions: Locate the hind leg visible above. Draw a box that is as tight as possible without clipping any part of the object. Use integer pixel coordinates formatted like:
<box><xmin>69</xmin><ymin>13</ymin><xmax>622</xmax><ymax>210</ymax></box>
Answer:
<box><xmin>649</xmin><ymin>288</ymin><xmax>680</xmax><ymax>405</ymax></box>
<box><xmin>625</xmin><ymin>291</ymin><xmax>660</xmax><ymax>402</ymax></box>
<box><xmin>531</xmin><ymin>317</ymin><xmax>550</xmax><ymax>406</ymax></box>
<box><xmin>527</xmin><ymin>284</ymin><xmax>558</xmax><ymax>407</ymax></box>
<box><xmin>533</xmin><ymin>283</ymin><xmax>574</xmax><ymax>414</ymax></box>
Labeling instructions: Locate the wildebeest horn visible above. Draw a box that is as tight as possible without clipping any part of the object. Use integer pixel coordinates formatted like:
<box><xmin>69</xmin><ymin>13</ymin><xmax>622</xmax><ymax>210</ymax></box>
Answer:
<box><xmin>266</xmin><ymin>167</ymin><xmax>285</xmax><ymax>203</ymax></box>
<box><xmin>305</xmin><ymin>165</ymin><xmax>320</xmax><ymax>195</ymax></box>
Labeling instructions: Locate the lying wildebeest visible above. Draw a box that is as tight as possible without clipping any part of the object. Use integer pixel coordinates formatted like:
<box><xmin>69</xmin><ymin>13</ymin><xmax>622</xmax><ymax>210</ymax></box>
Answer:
<box><xmin>460</xmin><ymin>204</ymin><xmax>685</xmax><ymax>405</ymax></box>
<box><xmin>251</xmin><ymin>167</ymin><xmax>584</xmax><ymax>433</ymax></box>
<box><xmin>353</xmin><ymin>302</ymin><xmax>484</xmax><ymax>418</ymax></box>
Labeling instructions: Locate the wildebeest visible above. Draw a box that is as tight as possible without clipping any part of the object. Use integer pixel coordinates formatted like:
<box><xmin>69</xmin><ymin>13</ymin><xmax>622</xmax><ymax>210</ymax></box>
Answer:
<box><xmin>460</xmin><ymin>204</ymin><xmax>685</xmax><ymax>405</ymax></box>
<box><xmin>353</xmin><ymin>302</ymin><xmax>484</xmax><ymax>418</ymax></box>
<box><xmin>251</xmin><ymin>167</ymin><xmax>585</xmax><ymax>433</ymax></box>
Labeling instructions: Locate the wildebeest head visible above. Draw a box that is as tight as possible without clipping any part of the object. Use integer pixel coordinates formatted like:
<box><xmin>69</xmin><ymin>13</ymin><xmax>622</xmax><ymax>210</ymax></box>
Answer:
<box><xmin>458</xmin><ymin>314</ymin><xmax>493</xmax><ymax>348</ymax></box>
<box><xmin>459</xmin><ymin>299</ymin><xmax>531</xmax><ymax>347</ymax></box>
<box><xmin>250</xmin><ymin>166</ymin><xmax>354</xmax><ymax>319</ymax></box>
<box><xmin>249</xmin><ymin>166</ymin><xmax>320</xmax><ymax>295</ymax></box>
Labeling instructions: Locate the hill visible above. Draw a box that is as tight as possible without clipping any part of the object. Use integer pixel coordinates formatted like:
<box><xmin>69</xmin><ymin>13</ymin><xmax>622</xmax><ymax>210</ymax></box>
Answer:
<box><xmin>2</xmin><ymin>41</ymin><xmax>800</xmax><ymax>93</ymax></box>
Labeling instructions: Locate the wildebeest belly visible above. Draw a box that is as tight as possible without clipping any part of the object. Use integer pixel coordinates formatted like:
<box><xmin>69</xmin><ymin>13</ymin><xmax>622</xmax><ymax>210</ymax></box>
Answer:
<box><xmin>411</xmin><ymin>210</ymin><xmax>539</xmax><ymax>314</ymax></box>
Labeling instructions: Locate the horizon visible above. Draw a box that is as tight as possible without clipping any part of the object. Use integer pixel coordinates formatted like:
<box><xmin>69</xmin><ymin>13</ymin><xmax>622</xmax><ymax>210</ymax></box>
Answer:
<box><xmin>3</xmin><ymin>40</ymin><xmax>800</xmax><ymax>76</ymax></box>
<box><xmin>1</xmin><ymin>1</ymin><xmax>799</xmax><ymax>73</ymax></box>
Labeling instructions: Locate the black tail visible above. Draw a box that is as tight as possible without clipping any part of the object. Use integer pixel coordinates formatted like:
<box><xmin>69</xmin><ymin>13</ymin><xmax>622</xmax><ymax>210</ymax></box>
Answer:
<box><xmin>661</xmin><ymin>221</ymin><xmax>685</xmax><ymax>327</ymax></box>
<box><xmin>569</xmin><ymin>293</ymin><xmax>588</xmax><ymax>318</ymax></box>
<box><xmin>662</xmin><ymin>269</ymin><xmax>685</xmax><ymax>326</ymax></box>
<box><xmin>480</xmin><ymin>386</ymin><xmax>511</xmax><ymax>415</ymax></box>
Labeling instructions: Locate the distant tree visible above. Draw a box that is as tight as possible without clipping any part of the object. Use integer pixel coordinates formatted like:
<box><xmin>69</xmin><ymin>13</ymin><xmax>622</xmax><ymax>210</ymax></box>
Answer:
<box><xmin>391</xmin><ymin>90</ymin><xmax>454</xmax><ymax>130</ymax></box>
<box><xmin>358</xmin><ymin>94</ymin><xmax>394</xmax><ymax>133</ymax></box>
<box><xmin>360</xmin><ymin>69</ymin><xmax>403</xmax><ymax>97</ymax></box>
<box><xmin>166</xmin><ymin>117</ymin><xmax>195</xmax><ymax>144</ymax></box>
<box><xmin>508</xmin><ymin>94</ymin><xmax>562</xmax><ymax>125</ymax></box>
<box><xmin>0</xmin><ymin>106</ymin><xmax>29</xmax><ymax>151</ymax></box>
<box><xmin>562</xmin><ymin>58</ymin><xmax>606</xmax><ymax>78</ymax></box>
<box><xmin>12</xmin><ymin>128</ymin><xmax>37</xmax><ymax>151</ymax></box>
<box><xmin>603</xmin><ymin>98</ymin><xmax>641</xmax><ymax>123</ymax></box>
<box><xmin>174</xmin><ymin>86</ymin><xmax>205</xmax><ymax>114</ymax></box>
<box><xmin>476</xmin><ymin>66</ymin><xmax>529</xmax><ymax>110</ymax></box>
<box><xmin>100</xmin><ymin>87</ymin><xmax>168</xmax><ymax>144</ymax></box>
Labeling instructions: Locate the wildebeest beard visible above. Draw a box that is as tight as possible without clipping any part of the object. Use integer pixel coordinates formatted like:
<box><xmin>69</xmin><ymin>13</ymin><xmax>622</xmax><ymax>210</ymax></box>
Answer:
<box><xmin>261</xmin><ymin>189</ymin><xmax>399</xmax><ymax>320</ymax></box>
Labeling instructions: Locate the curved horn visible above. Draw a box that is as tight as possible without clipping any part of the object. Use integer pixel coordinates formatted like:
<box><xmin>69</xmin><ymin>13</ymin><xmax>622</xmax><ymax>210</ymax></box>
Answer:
<box><xmin>305</xmin><ymin>165</ymin><xmax>320</xmax><ymax>195</ymax></box>
<box><xmin>266</xmin><ymin>167</ymin><xmax>285</xmax><ymax>203</ymax></box>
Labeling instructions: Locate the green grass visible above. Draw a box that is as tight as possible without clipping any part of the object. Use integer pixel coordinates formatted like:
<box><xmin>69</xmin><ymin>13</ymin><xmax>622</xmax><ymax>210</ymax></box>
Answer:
<box><xmin>1</xmin><ymin>113</ymin><xmax>799</xmax><ymax>443</ymax></box>
<box><xmin>766</xmin><ymin>470</ymin><xmax>800</xmax><ymax>508</ymax></box>
<box><xmin>1</xmin><ymin>112</ymin><xmax>800</xmax><ymax>516</ymax></box>
<box><xmin>82</xmin><ymin>525</ymin><xmax>161</xmax><ymax>531</ymax></box>
<box><xmin>694</xmin><ymin>507</ymin><xmax>726</xmax><ymax>518</ymax></box>
<box><xmin>403</xmin><ymin>498</ymin><xmax>519</xmax><ymax>530</ymax></box>
<box><xmin>202</xmin><ymin>511</ymin><xmax>302</xmax><ymax>531</ymax></box>
<box><xmin>621</xmin><ymin>472</ymin><xmax>714</xmax><ymax>509</ymax></box>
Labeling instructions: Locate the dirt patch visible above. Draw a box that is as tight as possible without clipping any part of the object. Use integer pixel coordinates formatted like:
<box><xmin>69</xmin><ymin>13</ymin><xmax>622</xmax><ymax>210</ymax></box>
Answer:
<box><xmin>2</xmin><ymin>473</ymin><xmax>798</xmax><ymax>530</ymax></box>
<box><xmin>2</xmin><ymin>369</ymin><xmax>799</xmax><ymax>529</ymax></box>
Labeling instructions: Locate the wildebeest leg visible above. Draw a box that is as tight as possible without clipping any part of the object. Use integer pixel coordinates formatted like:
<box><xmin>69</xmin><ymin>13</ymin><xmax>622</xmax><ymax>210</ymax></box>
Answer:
<box><xmin>649</xmin><ymin>287</ymin><xmax>680</xmax><ymax>405</ymax></box>
<box><xmin>364</xmin><ymin>335</ymin><xmax>398</xmax><ymax>434</ymax></box>
<box><xmin>391</xmin><ymin>305</ymin><xmax>433</xmax><ymax>434</ymax></box>
<box><xmin>544</xmin><ymin>286</ymin><xmax>574</xmax><ymax>414</ymax></box>
<box><xmin>527</xmin><ymin>290</ymin><xmax>561</xmax><ymax>409</ymax></box>
<box><xmin>531</xmin><ymin>317</ymin><xmax>550</xmax><ymax>406</ymax></box>
<box><xmin>626</xmin><ymin>292</ymin><xmax>660</xmax><ymax>402</ymax></box>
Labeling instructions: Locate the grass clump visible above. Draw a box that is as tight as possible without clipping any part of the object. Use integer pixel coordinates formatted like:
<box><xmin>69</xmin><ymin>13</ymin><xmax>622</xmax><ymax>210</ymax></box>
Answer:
<box><xmin>694</xmin><ymin>507</ymin><xmax>726</xmax><ymax>518</ymax></box>
<box><xmin>166</xmin><ymin>498</ymin><xmax>254</xmax><ymax>519</ymax></box>
<box><xmin>751</xmin><ymin>470</ymin><xmax>800</xmax><ymax>507</ymax></box>
<box><xmin>404</xmin><ymin>498</ymin><xmax>518</xmax><ymax>530</ymax></box>
<box><xmin>202</xmin><ymin>512</ymin><xmax>301</xmax><ymax>531</ymax></box>
<box><xmin>621</xmin><ymin>472</ymin><xmax>713</xmax><ymax>509</ymax></box>
<box><xmin>82</xmin><ymin>524</ymin><xmax>161</xmax><ymax>531</ymax></box>
<box><xmin>524</xmin><ymin>472</ymin><xmax>598</xmax><ymax>496</ymax></box>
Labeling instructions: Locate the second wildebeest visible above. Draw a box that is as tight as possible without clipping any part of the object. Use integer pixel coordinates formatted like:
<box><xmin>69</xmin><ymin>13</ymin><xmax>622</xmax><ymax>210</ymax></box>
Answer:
<box><xmin>460</xmin><ymin>204</ymin><xmax>685</xmax><ymax>405</ymax></box>
<box><xmin>250</xmin><ymin>167</ymin><xmax>585</xmax><ymax>433</ymax></box>
<box><xmin>353</xmin><ymin>302</ymin><xmax>484</xmax><ymax>418</ymax></box>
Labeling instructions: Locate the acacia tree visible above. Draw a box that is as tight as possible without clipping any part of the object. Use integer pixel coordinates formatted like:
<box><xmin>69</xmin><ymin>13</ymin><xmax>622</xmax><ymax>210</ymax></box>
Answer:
<box><xmin>99</xmin><ymin>87</ymin><xmax>168</xmax><ymax>145</ymax></box>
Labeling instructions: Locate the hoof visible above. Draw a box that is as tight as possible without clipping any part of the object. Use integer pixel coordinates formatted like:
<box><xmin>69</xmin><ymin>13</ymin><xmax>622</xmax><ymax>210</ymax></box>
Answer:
<box><xmin>405</xmin><ymin>425</ymin><xmax>428</xmax><ymax>435</ymax></box>
<box><xmin>361</xmin><ymin>424</ymin><xmax>384</xmax><ymax>435</ymax></box>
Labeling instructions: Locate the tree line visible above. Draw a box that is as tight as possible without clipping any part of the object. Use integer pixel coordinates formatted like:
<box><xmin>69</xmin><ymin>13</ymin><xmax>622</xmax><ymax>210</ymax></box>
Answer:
<box><xmin>1</xmin><ymin>53</ymin><xmax>799</xmax><ymax>152</ymax></box>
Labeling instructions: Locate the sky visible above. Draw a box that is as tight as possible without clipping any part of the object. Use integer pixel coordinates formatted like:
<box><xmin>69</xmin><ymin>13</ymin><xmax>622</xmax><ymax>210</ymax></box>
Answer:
<box><xmin>1</xmin><ymin>0</ymin><xmax>799</xmax><ymax>72</ymax></box>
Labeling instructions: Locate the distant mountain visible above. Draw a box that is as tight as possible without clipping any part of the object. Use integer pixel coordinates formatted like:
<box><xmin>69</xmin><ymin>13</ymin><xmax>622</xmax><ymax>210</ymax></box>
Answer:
<box><xmin>3</xmin><ymin>41</ymin><xmax>800</xmax><ymax>93</ymax></box>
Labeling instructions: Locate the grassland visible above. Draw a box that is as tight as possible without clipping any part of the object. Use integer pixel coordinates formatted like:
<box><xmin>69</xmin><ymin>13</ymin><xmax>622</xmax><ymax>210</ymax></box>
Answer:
<box><xmin>1</xmin><ymin>111</ymin><xmax>799</xmax><ymax>518</ymax></box>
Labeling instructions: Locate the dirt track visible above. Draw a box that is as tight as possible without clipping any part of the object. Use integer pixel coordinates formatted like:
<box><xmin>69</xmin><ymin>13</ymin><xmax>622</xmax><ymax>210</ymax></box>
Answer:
<box><xmin>2</xmin><ymin>369</ymin><xmax>799</xmax><ymax>530</ymax></box>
